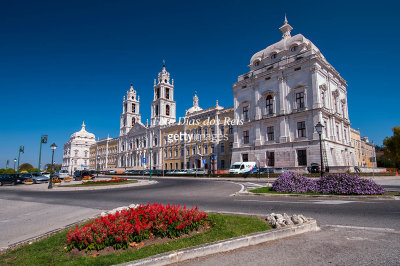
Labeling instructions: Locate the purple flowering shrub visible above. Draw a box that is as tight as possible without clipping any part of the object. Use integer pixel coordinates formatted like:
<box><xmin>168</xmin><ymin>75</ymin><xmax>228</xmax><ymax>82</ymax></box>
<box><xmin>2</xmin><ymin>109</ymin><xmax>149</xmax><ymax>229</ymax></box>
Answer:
<box><xmin>317</xmin><ymin>174</ymin><xmax>386</xmax><ymax>195</ymax></box>
<box><xmin>271</xmin><ymin>172</ymin><xmax>318</xmax><ymax>193</ymax></box>
<box><xmin>271</xmin><ymin>172</ymin><xmax>386</xmax><ymax>195</ymax></box>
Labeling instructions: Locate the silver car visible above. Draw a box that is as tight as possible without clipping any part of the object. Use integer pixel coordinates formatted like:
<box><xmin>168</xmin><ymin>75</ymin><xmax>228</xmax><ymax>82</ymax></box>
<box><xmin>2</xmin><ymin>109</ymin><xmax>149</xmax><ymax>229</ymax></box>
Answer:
<box><xmin>22</xmin><ymin>173</ymin><xmax>50</xmax><ymax>184</ymax></box>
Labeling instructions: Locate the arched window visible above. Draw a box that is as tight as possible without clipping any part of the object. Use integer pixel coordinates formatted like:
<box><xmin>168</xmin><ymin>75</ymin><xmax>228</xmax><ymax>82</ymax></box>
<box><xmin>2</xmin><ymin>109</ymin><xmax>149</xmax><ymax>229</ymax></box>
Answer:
<box><xmin>290</xmin><ymin>45</ymin><xmax>297</xmax><ymax>52</ymax></box>
<box><xmin>132</xmin><ymin>117</ymin><xmax>135</xmax><ymax>125</ymax></box>
<box><xmin>154</xmin><ymin>138</ymin><xmax>158</xmax><ymax>146</ymax></box>
<box><xmin>166</xmin><ymin>105</ymin><xmax>170</xmax><ymax>116</ymax></box>
<box><xmin>166</xmin><ymin>88</ymin><xmax>170</xmax><ymax>99</ymax></box>
<box><xmin>156</xmin><ymin>88</ymin><xmax>160</xmax><ymax>99</ymax></box>
<box><xmin>132</xmin><ymin>103</ymin><xmax>136</xmax><ymax>113</ymax></box>
<box><xmin>155</xmin><ymin>105</ymin><xmax>159</xmax><ymax>115</ymax></box>
<box><xmin>266</xmin><ymin>95</ymin><xmax>273</xmax><ymax>114</ymax></box>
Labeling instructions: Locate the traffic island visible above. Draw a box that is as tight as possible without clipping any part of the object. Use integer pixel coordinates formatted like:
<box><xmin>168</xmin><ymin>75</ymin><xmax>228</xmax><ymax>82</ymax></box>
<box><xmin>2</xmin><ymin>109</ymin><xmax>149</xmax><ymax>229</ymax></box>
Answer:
<box><xmin>0</xmin><ymin>204</ymin><xmax>318</xmax><ymax>266</ymax></box>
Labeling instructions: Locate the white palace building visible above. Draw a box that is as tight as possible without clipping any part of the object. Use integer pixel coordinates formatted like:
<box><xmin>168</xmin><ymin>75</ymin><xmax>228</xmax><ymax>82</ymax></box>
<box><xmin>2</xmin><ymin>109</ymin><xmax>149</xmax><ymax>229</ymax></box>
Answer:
<box><xmin>231</xmin><ymin>16</ymin><xmax>356</xmax><ymax>171</ymax></box>
<box><xmin>63</xmin><ymin>17</ymin><xmax>366</xmax><ymax>173</ymax></box>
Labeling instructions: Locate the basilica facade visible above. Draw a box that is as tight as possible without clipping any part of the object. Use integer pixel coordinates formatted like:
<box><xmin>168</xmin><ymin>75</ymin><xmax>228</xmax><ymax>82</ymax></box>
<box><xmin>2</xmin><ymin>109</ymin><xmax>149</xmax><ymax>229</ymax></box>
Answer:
<box><xmin>231</xmin><ymin>17</ymin><xmax>356</xmax><ymax>171</ymax></box>
<box><xmin>113</xmin><ymin>63</ymin><xmax>234</xmax><ymax>171</ymax></box>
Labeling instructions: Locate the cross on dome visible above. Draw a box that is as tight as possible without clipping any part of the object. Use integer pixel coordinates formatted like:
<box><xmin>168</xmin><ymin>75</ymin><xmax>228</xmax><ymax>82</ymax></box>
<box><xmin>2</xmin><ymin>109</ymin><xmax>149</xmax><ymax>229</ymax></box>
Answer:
<box><xmin>81</xmin><ymin>121</ymin><xmax>86</xmax><ymax>129</ymax></box>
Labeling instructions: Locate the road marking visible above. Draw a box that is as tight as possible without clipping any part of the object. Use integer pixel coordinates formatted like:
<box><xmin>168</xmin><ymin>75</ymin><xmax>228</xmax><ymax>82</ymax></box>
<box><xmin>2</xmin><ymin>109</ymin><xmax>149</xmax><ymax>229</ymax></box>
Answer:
<box><xmin>325</xmin><ymin>224</ymin><xmax>400</xmax><ymax>233</ymax></box>
<box><xmin>235</xmin><ymin>199</ymin><xmax>379</xmax><ymax>205</ymax></box>
<box><xmin>229</xmin><ymin>182</ymin><xmax>245</xmax><ymax>196</ymax></box>
<box><xmin>312</xmin><ymin>200</ymin><xmax>360</xmax><ymax>205</ymax></box>
<box><xmin>235</xmin><ymin>199</ymin><xmax>309</xmax><ymax>204</ymax></box>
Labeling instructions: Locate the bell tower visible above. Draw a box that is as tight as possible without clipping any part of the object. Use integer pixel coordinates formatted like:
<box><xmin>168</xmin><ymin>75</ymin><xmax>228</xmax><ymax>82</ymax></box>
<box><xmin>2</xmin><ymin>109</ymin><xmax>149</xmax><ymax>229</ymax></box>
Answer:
<box><xmin>120</xmin><ymin>83</ymin><xmax>141</xmax><ymax>136</ymax></box>
<box><xmin>151</xmin><ymin>61</ymin><xmax>176</xmax><ymax>126</ymax></box>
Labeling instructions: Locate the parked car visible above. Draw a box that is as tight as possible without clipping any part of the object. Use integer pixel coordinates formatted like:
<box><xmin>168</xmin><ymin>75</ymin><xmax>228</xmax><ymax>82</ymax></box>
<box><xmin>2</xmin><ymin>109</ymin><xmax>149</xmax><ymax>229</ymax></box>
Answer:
<box><xmin>56</xmin><ymin>170</ymin><xmax>69</xmax><ymax>179</ymax></box>
<box><xmin>256</xmin><ymin>168</ymin><xmax>274</xmax><ymax>174</ymax></box>
<box><xmin>0</xmin><ymin>173</ymin><xmax>25</xmax><ymax>185</ymax></box>
<box><xmin>106</xmin><ymin>170</ymin><xmax>116</xmax><ymax>174</ymax></box>
<box><xmin>21</xmin><ymin>172</ymin><xmax>50</xmax><ymax>184</ymax></box>
<box><xmin>192</xmin><ymin>168</ymin><xmax>207</xmax><ymax>174</ymax></box>
<box><xmin>228</xmin><ymin>162</ymin><xmax>258</xmax><ymax>174</ymax></box>
<box><xmin>73</xmin><ymin>171</ymin><xmax>95</xmax><ymax>181</ymax></box>
<box><xmin>41</xmin><ymin>172</ymin><xmax>51</xmax><ymax>178</ymax></box>
<box><xmin>273</xmin><ymin>168</ymin><xmax>289</xmax><ymax>173</ymax></box>
<box><xmin>308</xmin><ymin>163</ymin><xmax>320</xmax><ymax>173</ymax></box>
<box><xmin>166</xmin><ymin>169</ymin><xmax>180</xmax><ymax>175</ymax></box>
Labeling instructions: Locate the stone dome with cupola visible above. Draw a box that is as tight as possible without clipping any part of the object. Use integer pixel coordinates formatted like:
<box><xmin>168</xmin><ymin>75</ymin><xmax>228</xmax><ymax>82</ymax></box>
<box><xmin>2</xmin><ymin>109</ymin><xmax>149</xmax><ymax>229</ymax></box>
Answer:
<box><xmin>250</xmin><ymin>16</ymin><xmax>326</xmax><ymax>67</ymax></box>
<box><xmin>186</xmin><ymin>90</ymin><xmax>203</xmax><ymax>114</ymax></box>
<box><xmin>70</xmin><ymin>121</ymin><xmax>96</xmax><ymax>141</ymax></box>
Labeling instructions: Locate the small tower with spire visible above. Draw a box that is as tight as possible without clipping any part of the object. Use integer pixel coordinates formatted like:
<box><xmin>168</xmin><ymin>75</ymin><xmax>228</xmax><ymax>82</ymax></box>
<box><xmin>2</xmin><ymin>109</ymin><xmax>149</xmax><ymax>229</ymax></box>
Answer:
<box><xmin>151</xmin><ymin>60</ymin><xmax>176</xmax><ymax>126</ymax></box>
<box><xmin>279</xmin><ymin>14</ymin><xmax>293</xmax><ymax>39</ymax></box>
<box><xmin>120</xmin><ymin>82</ymin><xmax>142</xmax><ymax>136</ymax></box>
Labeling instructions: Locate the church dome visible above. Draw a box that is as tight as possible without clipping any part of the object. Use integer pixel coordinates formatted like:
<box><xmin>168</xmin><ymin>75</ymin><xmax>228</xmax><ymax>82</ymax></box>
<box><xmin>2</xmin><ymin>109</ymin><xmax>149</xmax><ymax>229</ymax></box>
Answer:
<box><xmin>186</xmin><ymin>90</ymin><xmax>203</xmax><ymax>114</ymax></box>
<box><xmin>70</xmin><ymin>121</ymin><xmax>95</xmax><ymax>140</ymax></box>
<box><xmin>250</xmin><ymin>17</ymin><xmax>324</xmax><ymax>66</ymax></box>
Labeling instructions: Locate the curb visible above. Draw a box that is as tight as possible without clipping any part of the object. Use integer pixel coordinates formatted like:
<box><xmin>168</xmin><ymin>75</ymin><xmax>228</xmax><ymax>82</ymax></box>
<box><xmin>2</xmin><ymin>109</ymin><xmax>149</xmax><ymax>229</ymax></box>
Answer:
<box><xmin>0</xmin><ymin>180</ymin><xmax>157</xmax><ymax>192</ymax></box>
<box><xmin>237</xmin><ymin>192</ymin><xmax>400</xmax><ymax>200</ymax></box>
<box><xmin>117</xmin><ymin>219</ymin><xmax>319</xmax><ymax>266</ymax></box>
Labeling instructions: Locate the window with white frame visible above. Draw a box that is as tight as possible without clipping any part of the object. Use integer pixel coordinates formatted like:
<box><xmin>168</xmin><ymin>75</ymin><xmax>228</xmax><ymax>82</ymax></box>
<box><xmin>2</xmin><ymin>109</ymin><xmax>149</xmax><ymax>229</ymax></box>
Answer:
<box><xmin>297</xmin><ymin>121</ymin><xmax>306</xmax><ymax>138</ymax></box>
<box><xmin>296</xmin><ymin>92</ymin><xmax>305</xmax><ymax>109</ymax></box>
<box><xmin>243</xmin><ymin>106</ymin><xmax>249</xmax><ymax>120</ymax></box>
<box><xmin>243</xmin><ymin>130</ymin><xmax>249</xmax><ymax>144</ymax></box>
<box><xmin>266</xmin><ymin>95</ymin><xmax>273</xmax><ymax>114</ymax></box>
<box><xmin>267</xmin><ymin>126</ymin><xmax>274</xmax><ymax>141</ymax></box>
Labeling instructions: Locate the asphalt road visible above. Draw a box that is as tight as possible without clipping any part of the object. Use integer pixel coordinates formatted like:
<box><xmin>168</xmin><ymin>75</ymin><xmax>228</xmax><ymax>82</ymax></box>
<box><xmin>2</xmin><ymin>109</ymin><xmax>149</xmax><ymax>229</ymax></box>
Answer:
<box><xmin>1</xmin><ymin>177</ymin><xmax>399</xmax><ymax>265</ymax></box>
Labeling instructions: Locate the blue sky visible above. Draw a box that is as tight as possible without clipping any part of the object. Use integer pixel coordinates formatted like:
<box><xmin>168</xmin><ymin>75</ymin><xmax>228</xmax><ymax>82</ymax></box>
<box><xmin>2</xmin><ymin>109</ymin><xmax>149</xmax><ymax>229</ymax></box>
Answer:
<box><xmin>0</xmin><ymin>0</ymin><xmax>399</xmax><ymax>168</ymax></box>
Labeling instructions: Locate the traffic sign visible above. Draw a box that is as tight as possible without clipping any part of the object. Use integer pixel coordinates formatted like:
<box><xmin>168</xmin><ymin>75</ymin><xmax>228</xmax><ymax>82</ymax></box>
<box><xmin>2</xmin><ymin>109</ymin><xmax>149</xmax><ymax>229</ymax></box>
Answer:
<box><xmin>142</xmin><ymin>158</ymin><xmax>147</xmax><ymax>163</ymax></box>
<box><xmin>202</xmin><ymin>159</ymin><xmax>206</xmax><ymax>164</ymax></box>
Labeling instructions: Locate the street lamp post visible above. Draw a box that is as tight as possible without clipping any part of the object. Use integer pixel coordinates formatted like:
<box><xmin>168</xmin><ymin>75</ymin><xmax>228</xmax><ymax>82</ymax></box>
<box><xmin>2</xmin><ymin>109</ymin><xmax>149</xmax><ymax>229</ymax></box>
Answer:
<box><xmin>149</xmin><ymin>147</ymin><xmax>153</xmax><ymax>181</ymax></box>
<box><xmin>17</xmin><ymin>146</ymin><xmax>24</xmax><ymax>172</ymax></box>
<box><xmin>13</xmin><ymin>158</ymin><xmax>17</xmax><ymax>172</ymax></box>
<box><xmin>315</xmin><ymin>122</ymin><xmax>324</xmax><ymax>178</ymax></box>
<box><xmin>48</xmin><ymin>143</ymin><xmax>57</xmax><ymax>189</ymax></box>
<box><xmin>38</xmin><ymin>135</ymin><xmax>48</xmax><ymax>171</ymax></box>
<box><xmin>97</xmin><ymin>156</ymin><xmax>100</xmax><ymax>178</ymax></box>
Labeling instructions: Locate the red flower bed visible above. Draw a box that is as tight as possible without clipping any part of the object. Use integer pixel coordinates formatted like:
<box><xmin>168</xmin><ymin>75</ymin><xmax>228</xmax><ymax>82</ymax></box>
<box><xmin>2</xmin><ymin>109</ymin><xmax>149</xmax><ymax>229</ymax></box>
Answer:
<box><xmin>66</xmin><ymin>203</ymin><xmax>207</xmax><ymax>251</ymax></box>
<box><xmin>85</xmin><ymin>178</ymin><xmax>128</xmax><ymax>184</ymax></box>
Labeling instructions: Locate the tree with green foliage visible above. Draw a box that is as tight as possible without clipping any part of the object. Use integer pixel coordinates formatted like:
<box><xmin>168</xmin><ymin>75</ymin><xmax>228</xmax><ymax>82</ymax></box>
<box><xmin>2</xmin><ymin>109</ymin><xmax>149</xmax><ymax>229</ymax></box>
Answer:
<box><xmin>383</xmin><ymin>127</ymin><xmax>400</xmax><ymax>169</ymax></box>
<box><xmin>0</xmin><ymin>168</ymin><xmax>16</xmax><ymax>174</ymax></box>
<box><xmin>19</xmin><ymin>163</ymin><xmax>34</xmax><ymax>171</ymax></box>
<box><xmin>44</xmin><ymin>164</ymin><xmax>62</xmax><ymax>171</ymax></box>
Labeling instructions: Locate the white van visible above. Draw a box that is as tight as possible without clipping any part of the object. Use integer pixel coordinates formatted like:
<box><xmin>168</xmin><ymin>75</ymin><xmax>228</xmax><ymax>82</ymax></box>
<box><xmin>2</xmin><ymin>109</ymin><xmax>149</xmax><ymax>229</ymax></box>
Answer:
<box><xmin>229</xmin><ymin>162</ymin><xmax>258</xmax><ymax>174</ymax></box>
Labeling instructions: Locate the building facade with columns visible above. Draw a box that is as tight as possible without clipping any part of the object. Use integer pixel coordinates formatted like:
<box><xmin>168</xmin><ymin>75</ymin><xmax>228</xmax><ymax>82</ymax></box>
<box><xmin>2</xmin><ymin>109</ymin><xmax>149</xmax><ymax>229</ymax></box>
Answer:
<box><xmin>162</xmin><ymin>94</ymin><xmax>234</xmax><ymax>171</ymax></box>
<box><xmin>89</xmin><ymin>137</ymin><xmax>118</xmax><ymax>170</ymax></box>
<box><xmin>62</xmin><ymin>122</ymin><xmax>96</xmax><ymax>174</ymax></box>
<box><xmin>231</xmin><ymin>17</ymin><xmax>356</xmax><ymax>171</ymax></box>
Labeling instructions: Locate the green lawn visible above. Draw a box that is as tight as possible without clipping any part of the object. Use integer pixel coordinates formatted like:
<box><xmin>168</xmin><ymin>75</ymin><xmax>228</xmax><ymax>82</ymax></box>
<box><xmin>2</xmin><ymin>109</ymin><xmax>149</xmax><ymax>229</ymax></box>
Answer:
<box><xmin>249</xmin><ymin>187</ymin><xmax>399</xmax><ymax>196</ymax></box>
<box><xmin>0</xmin><ymin>214</ymin><xmax>270</xmax><ymax>266</ymax></box>
<box><xmin>60</xmin><ymin>180</ymin><xmax>137</xmax><ymax>187</ymax></box>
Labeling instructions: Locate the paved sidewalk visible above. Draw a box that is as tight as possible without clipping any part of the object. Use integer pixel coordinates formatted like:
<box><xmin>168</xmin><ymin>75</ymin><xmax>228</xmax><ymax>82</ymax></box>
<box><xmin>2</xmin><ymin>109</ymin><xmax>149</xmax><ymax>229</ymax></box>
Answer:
<box><xmin>0</xmin><ymin>199</ymin><xmax>104</xmax><ymax>251</ymax></box>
